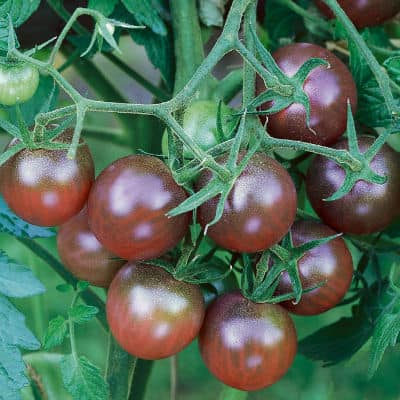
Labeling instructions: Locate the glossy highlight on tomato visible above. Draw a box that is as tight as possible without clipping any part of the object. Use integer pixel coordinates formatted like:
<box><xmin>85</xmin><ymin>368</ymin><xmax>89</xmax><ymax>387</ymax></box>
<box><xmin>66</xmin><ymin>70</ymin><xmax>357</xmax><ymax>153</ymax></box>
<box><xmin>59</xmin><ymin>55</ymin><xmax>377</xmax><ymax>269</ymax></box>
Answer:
<box><xmin>276</xmin><ymin>220</ymin><xmax>353</xmax><ymax>315</ymax></box>
<box><xmin>57</xmin><ymin>209</ymin><xmax>125</xmax><ymax>288</ymax></box>
<box><xmin>256</xmin><ymin>43</ymin><xmax>357</xmax><ymax>146</ymax></box>
<box><xmin>196</xmin><ymin>152</ymin><xmax>297</xmax><ymax>253</ymax></box>
<box><xmin>88</xmin><ymin>155</ymin><xmax>190</xmax><ymax>261</ymax></box>
<box><xmin>199</xmin><ymin>291</ymin><xmax>297</xmax><ymax>391</ymax></box>
<box><xmin>314</xmin><ymin>0</ymin><xmax>400</xmax><ymax>29</ymax></box>
<box><xmin>0</xmin><ymin>62</ymin><xmax>39</xmax><ymax>106</ymax></box>
<box><xmin>0</xmin><ymin>130</ymin><xmax>94</xmax><ymax>226</ymax></box>
<box><xmin>106</xmin><ymin>262</ymin><xmax>205</xmax><ymax>360</ymax></box>
<box><xmin>306</xmin><ymin>136</ymin><xmax>400</xmax><ymax>235</ymax></box>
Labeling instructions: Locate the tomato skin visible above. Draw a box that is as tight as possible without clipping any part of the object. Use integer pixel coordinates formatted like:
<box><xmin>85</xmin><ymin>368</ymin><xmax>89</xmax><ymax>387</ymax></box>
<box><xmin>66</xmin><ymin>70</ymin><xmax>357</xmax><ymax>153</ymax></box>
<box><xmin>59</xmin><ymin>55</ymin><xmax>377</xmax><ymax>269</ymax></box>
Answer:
<box><xmin>162</xmin><ymin>100</ymin><xmax>233</xmax><ymax>159</ymax></box>
<box><xmin>314</xmin><ymin>0</ymin><xmax>400</xmax><ymax>29</ymax></box>
<box><xmin>57</xmin><ymin>209</ymin><xmax>125</xmax><ymax>288</ymax></box>
<box><xmin>0</xmin><ymin>63</ymin><xmax>39</xmax><ymax>106</ymax></box>
<box><xmin>0</xmin><ymin>131</ymin><xmax>94</xmax><ymax>227</ymax></box>
<box><xmin>256</xmin><ymin>43</ymin><xmax>357</xmax><ymax>146</ymax></box>
<box><xmin>275</xmin><ymin>220</ymin><xmax>353</xmax><ymax>315</ymax></box>
<box><xmin>306</xmin><ymin>136</ymin><xmax>400</xmax><ymax>235</ymax></box>
<box><xmin>199</xmin><ymin>291</ymin><xmax>297</xmax><ymax>391</ymax></box>
<box><xmin>87</xmin><ymin>155</ymin><xmax>190</xmax><ymax>261</ymax></box>
<box><xmin>196</xmin><ymin>152</ymin><xmax>297</xmax><ymax>253</ymax></box>
<box><xmin>106</xmin><ymin>262</ymin><xmax>205</xmax><ymax>360</ymax></box>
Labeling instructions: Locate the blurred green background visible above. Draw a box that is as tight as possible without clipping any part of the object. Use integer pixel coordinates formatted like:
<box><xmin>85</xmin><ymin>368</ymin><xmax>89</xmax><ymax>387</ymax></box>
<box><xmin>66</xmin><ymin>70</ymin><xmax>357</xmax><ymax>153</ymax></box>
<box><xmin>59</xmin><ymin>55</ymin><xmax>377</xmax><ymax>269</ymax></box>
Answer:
<box><xmin>0</xmin><ymin>36</ymin><xmax>399</xmax><ymax>400</ymax></box>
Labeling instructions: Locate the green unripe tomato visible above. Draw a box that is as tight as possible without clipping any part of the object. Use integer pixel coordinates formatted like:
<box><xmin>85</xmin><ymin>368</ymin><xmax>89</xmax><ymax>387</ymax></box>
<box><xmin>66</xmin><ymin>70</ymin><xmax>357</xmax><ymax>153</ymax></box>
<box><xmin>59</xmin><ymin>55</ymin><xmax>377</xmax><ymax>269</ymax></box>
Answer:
<box><xmin>0</xmin><ymin>62</ymin><xmax>39</xmax><ymax>106</ymax></box>
<box><xmin>162</xmin><ymin>100</ymin><xmax>234</xmax><ymax>159</ymax></box>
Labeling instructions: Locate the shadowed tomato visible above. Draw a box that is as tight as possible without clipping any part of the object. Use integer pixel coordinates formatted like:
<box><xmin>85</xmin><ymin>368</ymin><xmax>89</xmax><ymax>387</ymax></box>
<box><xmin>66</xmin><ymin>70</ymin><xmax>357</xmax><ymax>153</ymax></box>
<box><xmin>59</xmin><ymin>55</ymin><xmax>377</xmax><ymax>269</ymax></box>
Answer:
<box><xmin>275</xmin><ymin>220</ymin><xmax>353</xmax><ymax>315</ymax></box>
<box><xmin>306</xmin><ymin>136</ymin><xmax>400</xmax><ymax>234</ymax></box>
<box><xmin>87</xmin><ymin>155</ymin><xmax>190</xmax><ymax>261</ymax></box>
<box><xmin>106</xmin><ymin>262</ymin><xmax>205</xmax><ymax>360</ymax></box>
<box><xmin>0</xmin><ymin>130</ymin><xmax>94</xmax><ymax>226</ymax></box>
<box><xmin>256</xmin><ymin>43</ymin><xmax>357</xmax><ymax>146</ymax></box>
<box><xmin>196</xmin><ymin>152</ymin><xmax>297</xmax><ymax>253</ymax></box>
<box><xmin>57</xmin><ymin>209</ymin><xmax>125</xmax><ymax>288</ymax></box>
<box><xmin>199</xmin><ymin>291</ymin><xmax>297</xmax><ymax>391</ymax></box>
<box><xmin>314</xmin><ymin>0</ymin><xmax>400</xmax><ymax>29</ymax></box>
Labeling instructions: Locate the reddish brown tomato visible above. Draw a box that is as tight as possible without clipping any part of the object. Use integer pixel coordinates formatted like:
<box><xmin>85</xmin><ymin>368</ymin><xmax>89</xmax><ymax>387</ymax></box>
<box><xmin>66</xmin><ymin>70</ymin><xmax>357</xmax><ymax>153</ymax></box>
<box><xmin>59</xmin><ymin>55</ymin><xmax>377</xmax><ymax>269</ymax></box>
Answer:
<box><xmin>106</xmin><ymin>263</ymin><xmax>205</xmax><ymax>360</ymax></box>
<box><xmin>306</xmin><ymin>136</ymin><xmax>400</xmax><ymax>235</ymax></box>
<box><xmin>57</xmin><ymin>209</ymin><xmax>125</xmax><ymax>288</ymax></box>
<box><xmin>196</xmin><ymin>152</ymin><xmax>297</xmax><ymax>253</ymax></box>
<box><xmin>0</xmin><ymin>130</ymin><xmax>94</xmax><ymax>227</ymax></box>
<box><xmin>275</xmin><ymin>220</ymin><xmax>353</xmax><ymax>315</ymax></box>
<box><xmin>199</xmin><ymin>291</ymin><xmax>297</xmax><ymax>391</ymax></box>
<box><xmin>256</xmin><ymin>43</ymin><xmax>357</xmax><ymax>146</ymax></box>
<box><xmin>87</xmin><ymin>155</ymin><xmax>190</xmax><ymax>261</ymax></box>
<box><xmin>314</xmin><ymin>0</ymin><xmax>400</xmax><ymax>29</ymax></box>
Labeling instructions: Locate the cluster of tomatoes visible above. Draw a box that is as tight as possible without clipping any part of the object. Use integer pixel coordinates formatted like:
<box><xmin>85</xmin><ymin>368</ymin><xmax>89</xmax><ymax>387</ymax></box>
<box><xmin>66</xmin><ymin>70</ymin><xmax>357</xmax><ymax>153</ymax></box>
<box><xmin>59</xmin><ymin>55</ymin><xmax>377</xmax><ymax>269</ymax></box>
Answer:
<box><xmin>1</xmin><ymin>0</ymin><xmax>400</xmax><ymax>393</ymax></box>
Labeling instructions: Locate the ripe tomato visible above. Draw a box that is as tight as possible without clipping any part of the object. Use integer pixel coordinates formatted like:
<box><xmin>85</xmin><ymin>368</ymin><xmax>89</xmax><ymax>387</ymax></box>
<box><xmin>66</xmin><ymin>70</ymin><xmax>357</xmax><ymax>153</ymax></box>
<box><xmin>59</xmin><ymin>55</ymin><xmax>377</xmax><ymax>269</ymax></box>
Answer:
<box><xmin>162</xmin><ymin>100</ymin><xmax>233</xmax><ymax>159</ymax></box>
<box><xmin>106</xmin><ymin>262</ymin><xmax>205</xmax><ymax>360</ymax></box>
<box><xmin>199</xmin><ymin>291</ymin><xmax>297</xmax><ymax>391</ymax></box>
<box><xmin>57</xmin><ymin>209</ymin><xmax>125</xmax><ymax>288</ymax></box>
<box><xmin>196</xmin><ymin>152</ymin><xmax>297</xmax><ymax>253</ymax></box>
<box><xmin>0</xmin><ymin>62</ymin><xmax>39</xmax><ymax>106</ymax></box>
<box><xmin>256</xmin><ymin>43</ymin><xmax>357</xmax><ymax>146</ymax></box>
<box><xmin>306</xmin><ymin>136</ymin><xmax>400</xmax><ymax>234</ymax></box>
<box><xmin>0</xmin><ymin>130</ymin><xmax>94</xmax><ymax>226</ymax></box>
<box><xmin>87</xmin><ymin>155</ymin><xmax>190</xmax><ymax>261</ymax></box>
<box><xmin>275</xmin><ymin>220</ymin><xmax>353</xmax><ymax>315</ymax></box>
<box><xmin>314</xmin><ymin>0</ymin><xmax>400</xmax><ymax>29</ymax></box>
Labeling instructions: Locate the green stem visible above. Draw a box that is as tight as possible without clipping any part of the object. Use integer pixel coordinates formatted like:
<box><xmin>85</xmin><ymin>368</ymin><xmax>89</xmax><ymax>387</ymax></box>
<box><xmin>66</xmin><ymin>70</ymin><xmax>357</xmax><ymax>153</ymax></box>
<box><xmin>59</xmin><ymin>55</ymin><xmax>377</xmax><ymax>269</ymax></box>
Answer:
<box><xmin>17</xmin><ymin>238</ymin><xmax>107</xmax><ymax>330</ymax></box>
<box><xmin>128</xmin><ymin>360</ymin><xmax>154</xmax><ymax>400</ymax></box>
<box><xmin>170</xmin><ymin>0</ymin><xmax>207</xmax><ymax>96</ymax></box>
<box><xmin>170</xmin><ymin>355</ymin><xmax>178</xmax><ymax>400</ymax></box>
<box><xmin>322</xmin><ymin>0</ymin><xmax>399</xmax><ymax>118</ymax></box>
<box><xmin>105</xmin><ymin>334</ymin><xmax>138</xmax><ymax>400</ymax></box>
<box><xmin>69</xmin><ymin>291</ymin><xmax>80</xmax><ymax>361</ymax></box>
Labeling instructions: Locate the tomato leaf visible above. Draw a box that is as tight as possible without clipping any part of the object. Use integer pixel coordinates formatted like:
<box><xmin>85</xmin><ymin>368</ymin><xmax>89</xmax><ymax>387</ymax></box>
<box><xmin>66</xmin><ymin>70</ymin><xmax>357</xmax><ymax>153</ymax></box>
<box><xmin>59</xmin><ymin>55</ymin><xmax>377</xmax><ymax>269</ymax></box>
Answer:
<box><xmin>42</xmin><ymin>316</ymin><xmax>68</xmax><ymax>351</ymax></box>
<box><xmin>69</xmin><ymin>305</ymin><xmax>99</xmax><ymax>324</ymax></box>
<box><xmin>0</xmin><ymin>197</ymin><xmax>54</xmax><ymax>239</ymax></box>
<box><xmin>61</xmin><ymin>354</ymin><xmax>110</xmax><ymax>400</ymax></box>
<box><xmin>88</xmin><ymin>0</ymin><xmax>118</xmax><ymax>17</ymax></box>
<box><xmin>0</xmin><ymin>251</ymin><xmax>44</xmax><ymax>398</ymax></box>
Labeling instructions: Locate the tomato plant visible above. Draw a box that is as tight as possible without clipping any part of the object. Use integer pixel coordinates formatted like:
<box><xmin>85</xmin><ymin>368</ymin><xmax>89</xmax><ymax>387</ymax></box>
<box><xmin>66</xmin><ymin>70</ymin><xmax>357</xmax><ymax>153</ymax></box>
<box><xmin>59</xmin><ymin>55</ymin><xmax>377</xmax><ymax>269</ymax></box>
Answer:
<box><xmin>57</xmin><ymin>208</ymin><xmax>125</xmax><ymax>288</ymax></box>
<box><xmin>0</xmin><ymin>62</ymin><xmax>39</xmax><ymax>106</ymax></box>
<box><xmin>0</xmin><ymin>130</ymin><xmax>94</xmax><ymax>226</ymax></box>
<box><xmin>196</xmin><ymin>151</ymin><xmax>297</xmax><ymax>253</ymax></box>
<box><xmin>256</xmin><ymin>43</ymin><xmax>357</xmax><ymax>146</ymax></box>
<box><xmin>199</xmin><ymin>291</ymin><xmax>297</xmax><ymax>391</ymax></box>
<box><xmin>314</xmin><ymin>0</ymin><xmax>400</xmax><ymax>29</ymax></box>
<box><xmin>306</xmin><ymin>136</ymin><xmax>400</xmax><ymax>234</ymax></box>
<box><xmin>106</xmin><ymin>262</ymin><xmax>205</xmax><ymax>360</ymax></box>
<box><xmin>275</xmin><ymin>220</ymin><xmax>354</xmax><ymax>315</ymax></box>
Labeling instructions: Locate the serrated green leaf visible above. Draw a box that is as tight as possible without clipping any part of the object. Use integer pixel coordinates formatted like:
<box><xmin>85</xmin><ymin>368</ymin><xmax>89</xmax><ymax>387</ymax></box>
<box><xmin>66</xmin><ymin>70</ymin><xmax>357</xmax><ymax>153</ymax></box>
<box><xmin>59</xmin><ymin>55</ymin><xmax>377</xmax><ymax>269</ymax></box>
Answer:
<box><xmin>0</xmin><ymin>251</ymin><xmax>45</xmax><ymax>298</ymax></box>
<box><xmin>56</xmin><ymin>284</ymin><xmax>74</xmax><ymax>293</ymax></box>
<box><xmin>69</xmin><ymin>305</ymin><xmax>98</xmax><ymax>324</ymax></box>
<box><xmin>0</xmin><ymin>0</ymin><xmax>40</xmax><ymax>49</ymax></box>
<box><xmin>42</xmin><ymin>316</ymin><xmax>68</xmax><ymax>350</ymax></box>
<box><xmin>88</xmin><ymin>0</ymin><xmax>118</xmax><ymax>17</ymax></box>
<box><xmin>368</xmin><ymin>311</ymin><xmax>400</xmax><ymax>378</ymax></box>
<box><xmin>0</xmin><ymin>295</ymin><xmax>41</xmax><ymax>397</ymax></box>
<box><xmin>122</xmin><ymin>0</ymin><xmax>166</xmax><ymax>35</ymax></box>
<box><xmin>61</xmin><ymin>355</ymin><xmax>110</xmax><ymax>400</ymax></box>
<box><xmin>0</xmin><ymin>197</ymin><xmax>54</xmax><ymax>239</ymax></box>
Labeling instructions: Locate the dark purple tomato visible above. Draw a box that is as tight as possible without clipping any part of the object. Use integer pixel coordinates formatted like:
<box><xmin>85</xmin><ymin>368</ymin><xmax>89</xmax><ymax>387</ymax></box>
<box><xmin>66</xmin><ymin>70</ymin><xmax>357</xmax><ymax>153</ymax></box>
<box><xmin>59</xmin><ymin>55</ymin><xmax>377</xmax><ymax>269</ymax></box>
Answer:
<box><xmin>57</xmin><ymin>209</ymin><xmax>125</xmax><ymax>288</ymax></box>
<box><xmin>0</xmin><ymin>130</ymin><xmax>94</xmax><ymax>227</ymax></box>
<box><xmin>196</xmin><ymin>152</ymin><xmax>297</xmax><ymax>253</ymax></box>
<box><xmin>87</xmin><ymin>155</ymin><xmax>190</xmax><ymax>261</ymax></box>
<box><xmin>106</xmin><ymin>262</ymin><xmax>205</xmax><ymax>360</ymax></box>
<box><xmin>314</xmin><ymin>0</ymin><xmax>400</xmax><ymax>29</ymax></box>
<box><xmin>306</xmin><ymin>136</ymin><xmax>400</xmax><ymax>234</ymax></box>
<box><xmin>256</xmin><ymin>43</ymin><xmax>357</xmax><ymax>146</ymax></box>
<box><xmin>199</xmin><ymin>291</ymin><xmax>297</xmax><ymax>391</ymax></box>
<box><xmin>275</xmin><ymin>220</ymin><xmax>353</xmax><ymax>315</ymax></box>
